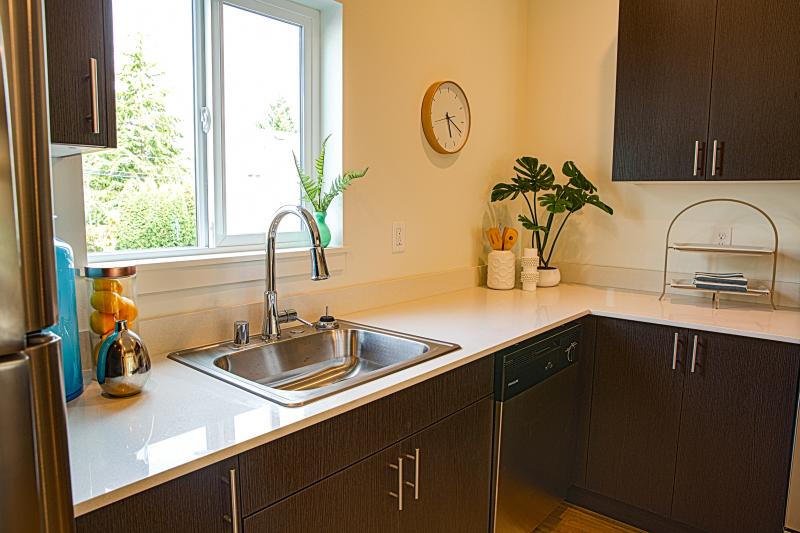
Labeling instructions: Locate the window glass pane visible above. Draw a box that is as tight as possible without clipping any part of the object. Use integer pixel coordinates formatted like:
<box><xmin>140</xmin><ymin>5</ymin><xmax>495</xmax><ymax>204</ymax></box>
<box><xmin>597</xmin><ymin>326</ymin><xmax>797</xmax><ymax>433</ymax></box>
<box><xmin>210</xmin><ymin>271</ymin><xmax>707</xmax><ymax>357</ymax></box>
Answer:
<box><xmin>83</xmin><ymin>0</ymin><xmax>197</xmax><ymax>254</ymax></box>
<box><xmin>222</xmin><ymin>4</ymin><xmax>302</xmax><ymax>236</ymax></box>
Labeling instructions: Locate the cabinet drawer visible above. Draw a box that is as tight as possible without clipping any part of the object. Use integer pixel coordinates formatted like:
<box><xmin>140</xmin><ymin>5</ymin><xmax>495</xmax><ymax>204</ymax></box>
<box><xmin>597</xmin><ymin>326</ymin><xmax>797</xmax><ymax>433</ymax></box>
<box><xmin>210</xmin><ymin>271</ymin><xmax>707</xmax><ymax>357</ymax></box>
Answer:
<box><xmin>239</xmin><ymin>355</ymin><xmax>492</xmax><ymax>516</ymax></box>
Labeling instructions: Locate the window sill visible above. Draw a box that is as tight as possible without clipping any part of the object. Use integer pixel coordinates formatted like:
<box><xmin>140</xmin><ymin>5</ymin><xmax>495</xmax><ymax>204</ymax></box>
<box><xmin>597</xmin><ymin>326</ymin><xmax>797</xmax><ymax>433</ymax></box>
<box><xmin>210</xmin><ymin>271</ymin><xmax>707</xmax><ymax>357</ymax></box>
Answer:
<box><xmin>89</xmin><ymin>247</ymin><xmax>349</xmax><ymax>296</ymax></box>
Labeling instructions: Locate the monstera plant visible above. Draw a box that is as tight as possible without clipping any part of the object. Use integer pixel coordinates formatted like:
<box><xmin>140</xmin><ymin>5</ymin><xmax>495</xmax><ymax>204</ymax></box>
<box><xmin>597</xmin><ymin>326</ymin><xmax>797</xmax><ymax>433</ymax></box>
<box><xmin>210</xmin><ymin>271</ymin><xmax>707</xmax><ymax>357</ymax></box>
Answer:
<box><xmin>491</xmin><ymin>156</ymin><xmax>613</xmax><ymax>269</ymax></box>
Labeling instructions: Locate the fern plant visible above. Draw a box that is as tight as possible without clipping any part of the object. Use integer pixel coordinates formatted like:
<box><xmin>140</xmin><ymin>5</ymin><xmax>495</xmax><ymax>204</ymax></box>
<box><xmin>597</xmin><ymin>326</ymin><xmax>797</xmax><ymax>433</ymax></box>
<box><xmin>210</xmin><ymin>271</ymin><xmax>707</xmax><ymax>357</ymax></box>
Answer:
<box><xmin>294</xmin><ymin>135</ymin><xmax>369</xmax><ymax>213</ymax></box>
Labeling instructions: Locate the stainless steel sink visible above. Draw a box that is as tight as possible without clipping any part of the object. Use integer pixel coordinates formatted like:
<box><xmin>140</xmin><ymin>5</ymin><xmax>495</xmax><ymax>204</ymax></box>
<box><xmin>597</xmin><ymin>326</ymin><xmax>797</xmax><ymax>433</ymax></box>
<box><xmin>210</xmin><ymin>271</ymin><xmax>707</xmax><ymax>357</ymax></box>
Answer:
<box><xmin>168</xmin><ymin>321</ymin><xmax>460</xmax><ymax>406</ymax></box>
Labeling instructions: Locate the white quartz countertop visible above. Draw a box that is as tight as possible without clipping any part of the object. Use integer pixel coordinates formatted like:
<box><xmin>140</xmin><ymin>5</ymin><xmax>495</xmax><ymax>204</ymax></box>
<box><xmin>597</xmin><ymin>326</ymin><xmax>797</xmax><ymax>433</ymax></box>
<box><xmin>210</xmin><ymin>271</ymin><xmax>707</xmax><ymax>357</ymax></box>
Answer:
<box><xmin>67</xmin><ymin>284</ymin><xmax>800</xmax><ymax>516</ymax></box>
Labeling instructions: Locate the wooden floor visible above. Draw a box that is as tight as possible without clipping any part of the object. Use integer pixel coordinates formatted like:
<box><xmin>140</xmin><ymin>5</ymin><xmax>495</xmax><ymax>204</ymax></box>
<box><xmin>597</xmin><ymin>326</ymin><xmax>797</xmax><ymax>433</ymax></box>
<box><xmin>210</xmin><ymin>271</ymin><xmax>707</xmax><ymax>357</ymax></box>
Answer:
<box><xmin>534</xmin><ymin>503</ymin><xmax>647</xmax><ymax>533</ymax></box>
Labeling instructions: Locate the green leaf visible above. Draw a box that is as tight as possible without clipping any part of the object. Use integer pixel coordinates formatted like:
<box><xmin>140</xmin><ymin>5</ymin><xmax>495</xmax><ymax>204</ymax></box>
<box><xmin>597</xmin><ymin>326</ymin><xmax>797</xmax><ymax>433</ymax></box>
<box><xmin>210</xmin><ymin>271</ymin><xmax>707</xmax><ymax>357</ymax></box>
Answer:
<box><xmin>294</xmin><ymin>150</ymin><xmax>322</xmax><ymax>211</ymax></box>
<box><xmin>319</xmin><ymin>167</ymin><xmax>369</xmax><ymax>212</ymax></box>
<box><xmin>562</xmin><ymin>161</ymin><xmax>597</xmax><ymax>193</ymax></box>
<box><xmin>586</xmin><ymin>194</ymin><xmax>613</xmax><ymax>215</ymax></box>
<box><xmin>490</xmin><ymin>182</ymin><xmax>520</xmax><ymax>202</ymax></box>
<box><xmin>512</xmin><ymin>156</ymin><xmax>555</xmax><ymax>192</ymax></box>
<box><xmin>539</xmin><ymin>192</ymin><xmax>569</xmax><ymax>214</ymax></box>
<box><xmin>518</xmin><ymin>214</ymin><xmax>549</xmax><ymax>233</ymax></box>
<box><xmin>314</xmin><ymin>134</ymin><xmax>332</xmax><ymax>206</ymax></box>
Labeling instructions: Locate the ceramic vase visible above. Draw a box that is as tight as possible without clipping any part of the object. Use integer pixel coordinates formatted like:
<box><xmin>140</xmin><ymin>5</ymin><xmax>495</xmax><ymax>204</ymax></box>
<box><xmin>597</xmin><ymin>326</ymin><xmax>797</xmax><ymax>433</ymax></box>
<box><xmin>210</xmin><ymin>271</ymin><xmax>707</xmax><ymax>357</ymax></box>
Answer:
<box><xmin>314</xmin><ymin>211</ymin><xmax>332</xmax><ymax>248</ymax></box>
<box><xmin>487</xmin><ymin>250</ymin><xmax>515</xmax><ymax>290</ymax></box>
<box><xmin>537</xmin><ymin>266</ymin><xmax>561</xmax><ymax>287</ymax></box>
<box><xmin>520</xmin><ymin>248</ymin><xmax>540</xmax><ymax>291</ymax></box>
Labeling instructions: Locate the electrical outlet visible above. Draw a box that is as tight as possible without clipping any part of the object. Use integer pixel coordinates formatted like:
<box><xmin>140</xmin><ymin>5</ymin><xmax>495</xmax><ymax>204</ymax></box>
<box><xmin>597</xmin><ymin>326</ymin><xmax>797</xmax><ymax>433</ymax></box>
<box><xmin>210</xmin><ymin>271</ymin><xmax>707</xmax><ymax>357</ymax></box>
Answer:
<box><xmin>713</xmin><ymin>226</ymin><xmax>733</xmax><ymax>246</ymax></box>
<box><xmin>392</xmin><ymin>222</ymin><xmax>406</xmax><ymax>253</ymax></box>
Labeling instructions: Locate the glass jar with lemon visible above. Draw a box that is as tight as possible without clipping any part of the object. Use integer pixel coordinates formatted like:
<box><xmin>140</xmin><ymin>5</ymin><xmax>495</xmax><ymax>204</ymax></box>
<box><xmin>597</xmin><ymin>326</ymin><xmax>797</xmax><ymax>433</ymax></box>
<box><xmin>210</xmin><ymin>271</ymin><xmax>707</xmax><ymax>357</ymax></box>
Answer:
<box><xmin>83</xmin><ymin>265</ymin><xmax>140</xmax><ymax>379</ymax></box>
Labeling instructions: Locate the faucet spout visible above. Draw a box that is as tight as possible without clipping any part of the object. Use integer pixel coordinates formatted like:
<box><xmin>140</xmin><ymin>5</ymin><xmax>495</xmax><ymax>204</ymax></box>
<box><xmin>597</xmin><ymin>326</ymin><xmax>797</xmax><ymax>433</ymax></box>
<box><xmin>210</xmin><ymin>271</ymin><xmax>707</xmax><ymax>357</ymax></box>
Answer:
<box><xmin>263</xmin><ymin>205</ymin><xmax>330</xmax><ymax>340</ymax></box>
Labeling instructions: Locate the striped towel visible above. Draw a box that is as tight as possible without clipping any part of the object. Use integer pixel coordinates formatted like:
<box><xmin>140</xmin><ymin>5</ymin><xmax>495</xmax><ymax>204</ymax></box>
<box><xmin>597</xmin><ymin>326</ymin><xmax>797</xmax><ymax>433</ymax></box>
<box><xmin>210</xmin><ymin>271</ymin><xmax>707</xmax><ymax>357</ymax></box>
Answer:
<box><xmin>692</xmin><ymin>280</ymin><xmax>748</xmax><ymax>293</ymax></box>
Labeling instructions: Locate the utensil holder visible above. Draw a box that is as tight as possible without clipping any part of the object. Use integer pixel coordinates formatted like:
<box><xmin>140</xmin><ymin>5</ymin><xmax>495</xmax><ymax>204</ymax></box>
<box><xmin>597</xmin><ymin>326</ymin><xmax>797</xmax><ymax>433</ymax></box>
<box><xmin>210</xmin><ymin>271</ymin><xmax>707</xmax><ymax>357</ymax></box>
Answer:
<box><xmin>487</xmin><ymin>250</ymin><xmax>515</xmax><ymax>290</ymax></box>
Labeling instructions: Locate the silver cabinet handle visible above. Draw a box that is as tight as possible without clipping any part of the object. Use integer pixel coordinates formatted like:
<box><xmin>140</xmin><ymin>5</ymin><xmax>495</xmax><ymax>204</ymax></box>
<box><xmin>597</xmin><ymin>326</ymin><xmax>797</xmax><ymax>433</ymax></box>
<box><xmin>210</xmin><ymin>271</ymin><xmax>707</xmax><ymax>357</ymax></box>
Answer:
<box><xmin>690</xmin><ymin>335</ymin><xmax>699</xmax><ymax>373</ymax></box>
<box><xmin>672</xmin><ymin>332</ymin><xmax>679</xmax><ymax>370</ymax></box>
<box><xmin>711</xmin><ymin>139</ymin><xmax>718</xmax><ymax>176</ymax></box>
<box><xmin>88</xmin><ymin>57</ymin><xmax>100</xmax><ymax>134</ymax></box>
<box><xmin>404</xmin><ymin>448</ymin><xmax>420</xmax><ymax>500</ymax></box>
<box><xmin>223</xmin><ymin>468</ymin><xmax>240</xmax><ymax>533</ymax></box>
<box><xmin>693</xmin><ymin>141</ymin><xmax>700</xmax><ymax>176</ymax></box>
<box><xmin>389</xmin><ymin>458</ymin><xmax>404</xmax><ymax>511</ymax></box>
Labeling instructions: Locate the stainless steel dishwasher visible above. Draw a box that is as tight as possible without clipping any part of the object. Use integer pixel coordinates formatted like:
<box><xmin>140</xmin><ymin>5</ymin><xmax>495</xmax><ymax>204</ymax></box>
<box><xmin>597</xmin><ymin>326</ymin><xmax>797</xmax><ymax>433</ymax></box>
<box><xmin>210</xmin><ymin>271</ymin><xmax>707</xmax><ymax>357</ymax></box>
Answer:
<box><xmin>491</xmin><ymin>322</ymin><xmax>583</xmax><ymax>533</ymax></box>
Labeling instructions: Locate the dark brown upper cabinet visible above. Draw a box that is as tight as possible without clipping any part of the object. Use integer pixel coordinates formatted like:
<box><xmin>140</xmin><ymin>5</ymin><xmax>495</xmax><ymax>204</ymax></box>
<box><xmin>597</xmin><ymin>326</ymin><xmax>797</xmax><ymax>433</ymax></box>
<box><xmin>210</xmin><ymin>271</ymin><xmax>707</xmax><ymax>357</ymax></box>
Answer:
<box><xmin>613</xmin><ymin>0</ymin><xmax>800</xmax><ymax>181</ymax></box>
<box><xmin>706</xmin><ymin>0</ymin><xmax>800</xmax><ymax>180</ymax></box>
<box><xmin>45</xmin><ymin>0</ymin><xmax>116</xmax><ymax>154</ymax></box>
<box><xmin>612</xmin><ymin>0</ymin><xmax>717</xmax><ymax>182</ymax></box>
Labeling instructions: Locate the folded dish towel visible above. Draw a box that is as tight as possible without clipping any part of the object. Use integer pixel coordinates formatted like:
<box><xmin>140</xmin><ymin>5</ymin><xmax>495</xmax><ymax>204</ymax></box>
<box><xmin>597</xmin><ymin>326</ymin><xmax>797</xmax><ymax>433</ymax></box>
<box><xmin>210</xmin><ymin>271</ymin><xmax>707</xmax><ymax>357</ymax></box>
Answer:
<box><xmin>694</xmin><ymin>274</ymin><xmax>748</xmax><ymax>286</ymax></box>
<box><xmin>695</xmin><ymin>271</ymin><xmax>744</xmax><ymax>278</ymax></box>
<box><xmin>692</xmin><ymin>280</ymin><xmax>749</xmax><ymax>293</ymax></box>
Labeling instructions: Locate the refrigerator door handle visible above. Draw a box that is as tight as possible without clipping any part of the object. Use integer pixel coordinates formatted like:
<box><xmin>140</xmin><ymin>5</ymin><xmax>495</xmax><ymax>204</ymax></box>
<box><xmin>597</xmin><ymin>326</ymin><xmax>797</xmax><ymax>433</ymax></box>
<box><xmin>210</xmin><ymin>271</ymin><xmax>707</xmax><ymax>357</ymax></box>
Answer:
<box><xmin>26</xmin><ymin>333</ymin><xmax>75</xmax><ymax>533</ymax></box>
<box><xmin>0</xmin><ymin>0</ymin><xmax>58</xmax><ymax>333</ymax></box>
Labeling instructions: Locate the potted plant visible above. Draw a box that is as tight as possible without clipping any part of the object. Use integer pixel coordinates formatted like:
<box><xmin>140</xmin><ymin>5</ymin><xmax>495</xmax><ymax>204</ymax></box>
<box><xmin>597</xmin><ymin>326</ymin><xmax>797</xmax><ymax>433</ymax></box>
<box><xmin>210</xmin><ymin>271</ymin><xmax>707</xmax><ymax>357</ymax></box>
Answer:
<box><xmin>294</xmin><ymin>135</ymin><xmax>368</xmax><ymax>247</ymax></box>
<box><xmin>491</xmin><ymin>156</ymin><xmax>613</xmax><ymax>286</ymax></box>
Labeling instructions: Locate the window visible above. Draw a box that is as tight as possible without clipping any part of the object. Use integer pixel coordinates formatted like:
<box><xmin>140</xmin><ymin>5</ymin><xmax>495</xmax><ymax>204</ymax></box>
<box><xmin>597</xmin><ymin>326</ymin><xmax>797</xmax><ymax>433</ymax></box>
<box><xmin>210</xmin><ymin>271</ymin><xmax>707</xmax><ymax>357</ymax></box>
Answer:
<box><xmin>83</xmin><ymin>0</ymin><xmax>320</xmax><ymax>259</ymax></box>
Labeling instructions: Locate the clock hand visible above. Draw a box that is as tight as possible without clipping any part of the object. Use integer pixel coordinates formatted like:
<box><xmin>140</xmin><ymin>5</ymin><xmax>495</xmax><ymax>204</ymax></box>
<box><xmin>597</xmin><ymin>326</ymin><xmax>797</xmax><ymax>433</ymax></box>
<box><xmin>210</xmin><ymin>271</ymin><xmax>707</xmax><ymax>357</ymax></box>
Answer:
<box><xmin>447</xmin><ymin>116</ymin><xmax>463</xmax><ymax>135</ymax></box>
<box><xmin>445</xmin><ymin>112</ymin><xmax>452</xmax><ymax>138</ymax></box>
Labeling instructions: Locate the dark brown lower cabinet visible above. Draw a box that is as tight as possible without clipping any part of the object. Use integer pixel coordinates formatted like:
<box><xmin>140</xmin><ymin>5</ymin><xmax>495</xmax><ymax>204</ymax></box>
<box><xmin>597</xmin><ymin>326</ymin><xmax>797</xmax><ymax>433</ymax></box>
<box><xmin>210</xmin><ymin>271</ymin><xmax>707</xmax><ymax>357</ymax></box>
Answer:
<box><xmin>244</xmin><ymin>397</ymin><xmax>494</xmax><ymax>533</ymax></box>
<box><xmin>75</xmin><ymin>457</ymin><xmax>240</xmax><ymax>533</ymax></box>
<box><xmin>585</xmin><ymin>318</ymin><xmax>687</xmax><ymax>516</ymax></box>
<box><xmin>243</xmin><ymin>444</ymin><xmax>402</xmax><ymax>533</ymax></box>
<box><xmin>400</xmin><ymin>397</ymin><xmax>493</xmax><ymax>533</ymax></box>
<box><xmin>670</xmin><ymin>331</ymin><xmax>800</xmax><ymax>532</ymax></box>
<box><xmin>581</xmin><ymin>319</ymin><xmax>800</xmax><ymax>533</ymax></box>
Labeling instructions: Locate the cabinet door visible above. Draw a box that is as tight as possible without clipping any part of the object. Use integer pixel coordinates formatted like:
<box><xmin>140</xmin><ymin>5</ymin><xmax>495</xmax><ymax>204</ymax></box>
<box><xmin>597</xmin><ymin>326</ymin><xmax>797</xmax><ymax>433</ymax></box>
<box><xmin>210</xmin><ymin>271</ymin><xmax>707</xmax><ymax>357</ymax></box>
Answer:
<box><xmin>45</xmin><ymin>0</ymin><xmax>116</xmax><ymax>148</ymax></box>
<box><xmin>706</xmin><ymin>0</ymin><xmax>800</xmax><ymax>180</ymax></box>
<box><xmin>244</xmin><ymin>445</ymin><xmax>402</xmax><ymax>533</ymax></box>
<box><xmin>671</xmin><ymin>332</ymin><xmax>800</xmax><ymax>532</ymax></box>
<box><xmin>76</xmin><ymin>457</ymin><xmax>240</xmax><ymax>533</ymax></box>
<box><xmin>400</xmin><ymin>397</ymin><xmax>493</xmax><ymax>533</ymax></box>
<box><xmin>586</xmin><ymin>318</ymin><xmax>686</xmax><ymax>516</ymax></box>
<box><xmin>612</xmin><ymin>0</ymin><xmax>717</xmax><ymax>181</ymax></box>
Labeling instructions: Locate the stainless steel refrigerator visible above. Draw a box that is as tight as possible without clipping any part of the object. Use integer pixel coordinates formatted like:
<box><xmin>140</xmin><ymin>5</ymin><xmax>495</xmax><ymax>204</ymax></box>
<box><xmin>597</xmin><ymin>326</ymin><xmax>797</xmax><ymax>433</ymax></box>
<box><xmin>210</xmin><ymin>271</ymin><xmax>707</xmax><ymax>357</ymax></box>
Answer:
<box><xmin>0</xmin><ymin>0</ymin><xmax>75</xmax><ymax>531</ymax></box>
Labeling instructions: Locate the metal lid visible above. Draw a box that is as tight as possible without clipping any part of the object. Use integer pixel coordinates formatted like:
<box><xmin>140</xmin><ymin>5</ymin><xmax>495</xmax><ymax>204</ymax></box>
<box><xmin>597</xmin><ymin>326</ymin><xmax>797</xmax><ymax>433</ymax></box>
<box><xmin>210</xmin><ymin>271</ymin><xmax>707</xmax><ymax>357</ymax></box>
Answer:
<box><xmin>83</xmin><ymin>264</ymin><xmax>137</xmax><ymax>278</ymax></box>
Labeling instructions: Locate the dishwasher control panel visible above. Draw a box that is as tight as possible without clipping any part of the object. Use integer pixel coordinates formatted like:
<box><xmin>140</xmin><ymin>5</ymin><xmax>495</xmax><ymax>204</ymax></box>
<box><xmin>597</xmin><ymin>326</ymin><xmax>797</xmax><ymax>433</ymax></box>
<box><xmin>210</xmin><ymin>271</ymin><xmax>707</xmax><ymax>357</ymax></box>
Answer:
<box><xmin>494</xmin><ymin>322</ymin><xmax>583</xmax><ymax>402</ymax></box>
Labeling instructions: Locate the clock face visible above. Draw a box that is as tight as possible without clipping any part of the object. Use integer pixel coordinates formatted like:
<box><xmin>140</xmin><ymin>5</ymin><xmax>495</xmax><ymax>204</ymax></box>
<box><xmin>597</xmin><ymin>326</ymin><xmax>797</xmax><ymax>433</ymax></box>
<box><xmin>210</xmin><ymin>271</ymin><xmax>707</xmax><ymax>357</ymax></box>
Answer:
<box><xmin>422</xmin><ymin>81</ymin><xmax>471</xmax><ymax>154</ymax></box>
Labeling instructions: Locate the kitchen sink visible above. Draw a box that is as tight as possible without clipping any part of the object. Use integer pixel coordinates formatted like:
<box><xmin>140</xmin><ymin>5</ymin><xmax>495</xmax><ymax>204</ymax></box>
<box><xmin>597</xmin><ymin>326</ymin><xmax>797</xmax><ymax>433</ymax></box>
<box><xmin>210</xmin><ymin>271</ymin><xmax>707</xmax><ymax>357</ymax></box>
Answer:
<box><xmin>168</xmin><ymin>321</ymin><xmax>460</xmax><ymax>406</ymax></box>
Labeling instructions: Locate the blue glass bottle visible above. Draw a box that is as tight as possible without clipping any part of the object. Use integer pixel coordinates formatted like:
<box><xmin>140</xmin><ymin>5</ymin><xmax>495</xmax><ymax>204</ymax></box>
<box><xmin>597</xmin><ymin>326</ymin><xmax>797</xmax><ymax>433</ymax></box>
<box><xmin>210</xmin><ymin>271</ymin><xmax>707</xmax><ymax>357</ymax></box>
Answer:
<box><xmin>48</xmin><ymin>238</ymin><xmax>83</xmax><ymax>401</ymax></box>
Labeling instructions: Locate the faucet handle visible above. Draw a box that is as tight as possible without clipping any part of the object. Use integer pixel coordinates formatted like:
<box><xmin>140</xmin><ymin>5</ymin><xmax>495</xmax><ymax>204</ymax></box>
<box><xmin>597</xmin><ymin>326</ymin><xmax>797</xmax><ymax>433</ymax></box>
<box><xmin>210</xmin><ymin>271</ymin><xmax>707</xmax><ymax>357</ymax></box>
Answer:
<box><xmin>233</xmin><ymin>320</ymin><xmax>250</xmax><ymax>348</ymax></box>
<box><xmin>277</xmin><ymin>309</ymin><xmax>298</xmax><ymax>324</ymax></box>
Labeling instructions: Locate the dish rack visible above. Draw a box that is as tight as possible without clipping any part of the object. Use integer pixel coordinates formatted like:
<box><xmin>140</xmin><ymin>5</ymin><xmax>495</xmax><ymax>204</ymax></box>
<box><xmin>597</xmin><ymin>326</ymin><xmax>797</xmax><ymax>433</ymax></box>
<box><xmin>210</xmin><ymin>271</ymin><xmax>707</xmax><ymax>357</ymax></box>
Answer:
<box><xmin>658</xmin><ymin>198</ymin><xmax>778</xmax><ymax>309</ymax></box>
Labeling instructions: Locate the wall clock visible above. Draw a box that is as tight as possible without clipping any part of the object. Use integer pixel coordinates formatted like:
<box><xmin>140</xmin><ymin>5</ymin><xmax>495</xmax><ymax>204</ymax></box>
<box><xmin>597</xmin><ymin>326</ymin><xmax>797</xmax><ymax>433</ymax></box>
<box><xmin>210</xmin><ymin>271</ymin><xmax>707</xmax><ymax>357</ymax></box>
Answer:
<box><xmin>421</xmin><ymin>81</ymin><xmax>471</xmax><ymax>154</ymax></box>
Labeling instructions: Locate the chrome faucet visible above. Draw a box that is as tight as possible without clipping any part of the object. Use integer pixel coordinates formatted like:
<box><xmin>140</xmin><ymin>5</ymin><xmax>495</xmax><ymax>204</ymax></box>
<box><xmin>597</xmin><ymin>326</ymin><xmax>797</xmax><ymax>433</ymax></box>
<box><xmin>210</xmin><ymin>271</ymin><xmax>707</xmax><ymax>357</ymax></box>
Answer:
<box><xmin>262</xmin><ymin>206</ymin><xmax>330</xmax><ymax>340</ymax></box>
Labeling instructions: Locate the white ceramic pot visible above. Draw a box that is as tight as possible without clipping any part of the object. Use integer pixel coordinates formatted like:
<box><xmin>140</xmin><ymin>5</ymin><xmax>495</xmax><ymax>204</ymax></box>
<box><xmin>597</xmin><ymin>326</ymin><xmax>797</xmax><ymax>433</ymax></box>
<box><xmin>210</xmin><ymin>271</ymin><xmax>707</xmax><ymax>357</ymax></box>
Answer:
<box><xmin>487</xmin><ymin>250</ymin><xmax>515</xmax><ymax>290</ymax></box>
<box><xmin>537</xmin><ymin>266</ymin><xmax>561</xmax><ymax>287</ymax></box>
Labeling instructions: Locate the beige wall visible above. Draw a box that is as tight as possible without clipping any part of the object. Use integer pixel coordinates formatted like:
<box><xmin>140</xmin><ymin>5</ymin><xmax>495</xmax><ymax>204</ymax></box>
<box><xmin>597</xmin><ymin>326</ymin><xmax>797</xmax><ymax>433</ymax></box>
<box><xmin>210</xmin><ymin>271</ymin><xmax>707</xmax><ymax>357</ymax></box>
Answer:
<box><xmin>338</xmin><ymin>0</ymin><xmax>528</xmax><ymax>283</ymax></box>
<box><xmin>524</xmin><ymin>0</ymin><xmax>800</xmax><ymax>305</ymax></box>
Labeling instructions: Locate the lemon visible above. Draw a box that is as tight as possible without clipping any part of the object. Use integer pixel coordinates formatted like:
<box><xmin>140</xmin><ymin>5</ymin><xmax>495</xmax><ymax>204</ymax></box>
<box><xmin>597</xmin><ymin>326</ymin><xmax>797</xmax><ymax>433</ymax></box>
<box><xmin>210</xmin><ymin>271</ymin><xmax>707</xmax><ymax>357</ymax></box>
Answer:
<box><xmin>90</xmin><ymin>290</ymin><xmax>121</xmax><ymax>314</ymax></box>
<box><xmin>117</xmin><ymin>296</ymin><xmax>138</xmax><ymax>322</ymax></box>
<box><xmin>90</xmin><ymin>311</ymin><xmax>116</xmax><ymax>335</ymax></box>
<box><xmin>92</xmin><ymin>278</ymin><xmax>124</xmax><ymax>294</ymax></box>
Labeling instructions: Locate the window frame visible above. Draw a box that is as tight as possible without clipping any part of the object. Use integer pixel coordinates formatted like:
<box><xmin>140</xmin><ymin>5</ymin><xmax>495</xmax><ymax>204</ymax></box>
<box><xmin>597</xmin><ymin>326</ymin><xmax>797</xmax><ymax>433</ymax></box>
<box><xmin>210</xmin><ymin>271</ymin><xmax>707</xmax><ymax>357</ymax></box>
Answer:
<box><xmin>86</xmin><ymin>0</ymin><xmax>321</xmax><ymax>263</ymax></box>
<box><xmin>208</xmin><ymin>0</ymin><xmax>320</xmax><ymax>249</ymax></box>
